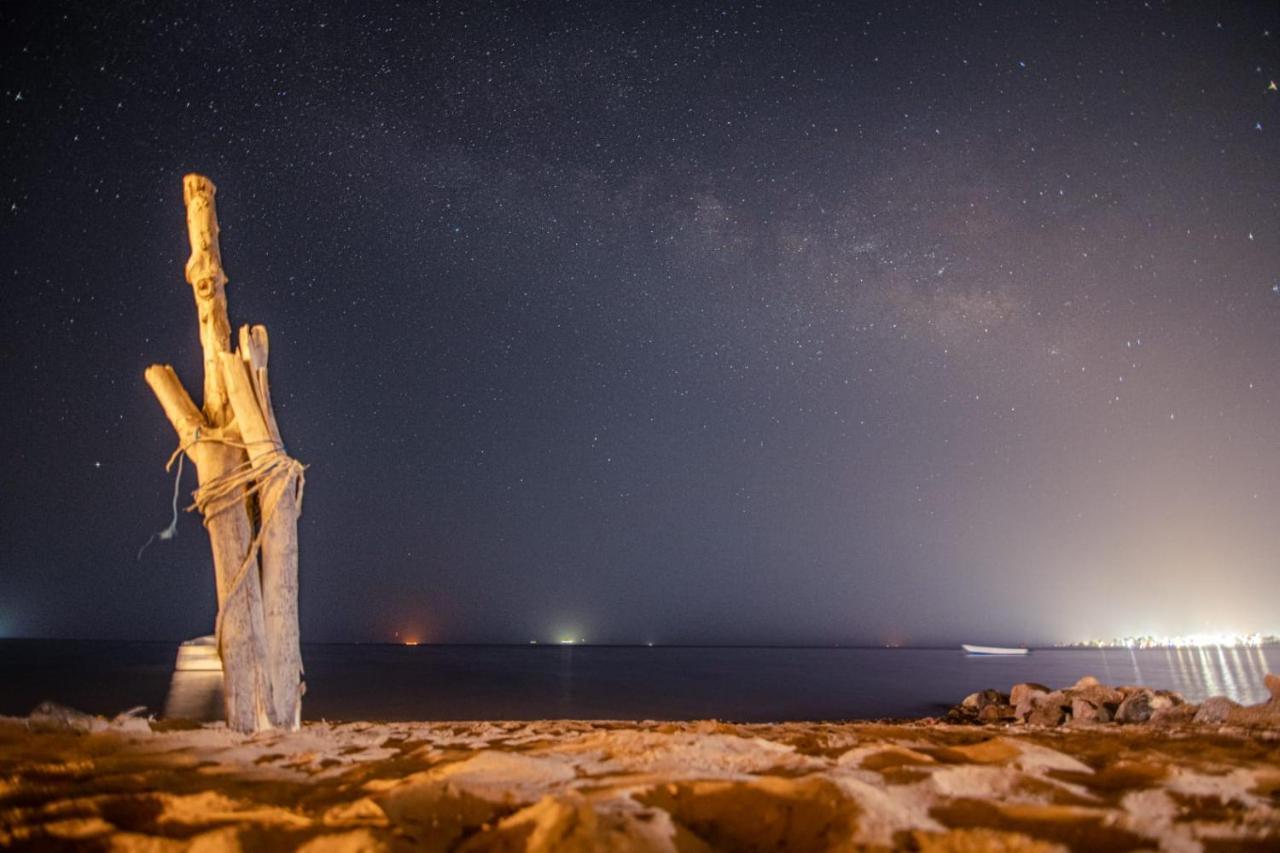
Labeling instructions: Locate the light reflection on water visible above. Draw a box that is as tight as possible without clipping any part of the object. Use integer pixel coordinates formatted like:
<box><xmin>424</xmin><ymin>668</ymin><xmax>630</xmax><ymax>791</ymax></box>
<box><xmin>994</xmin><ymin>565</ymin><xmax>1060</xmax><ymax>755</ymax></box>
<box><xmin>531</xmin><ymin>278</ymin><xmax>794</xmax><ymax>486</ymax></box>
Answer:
<box><xmin>1056</xmin><ymin>646</ymin><xmax>1276</xmax><ymax>705</ymax></box>
<box><xmin>163</xmin><ymin>671</ymin><xmax>223</xmax><ymax>721</ymax></box>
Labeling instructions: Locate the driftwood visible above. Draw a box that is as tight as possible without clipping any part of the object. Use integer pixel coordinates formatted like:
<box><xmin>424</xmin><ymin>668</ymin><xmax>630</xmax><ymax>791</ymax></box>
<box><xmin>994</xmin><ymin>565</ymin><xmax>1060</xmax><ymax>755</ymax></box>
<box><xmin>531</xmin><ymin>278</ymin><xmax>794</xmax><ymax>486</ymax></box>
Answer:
<box><xmin>145</xmin><ymin>175</ymin><xmax>304</xmax><ymax>732</ymax></box>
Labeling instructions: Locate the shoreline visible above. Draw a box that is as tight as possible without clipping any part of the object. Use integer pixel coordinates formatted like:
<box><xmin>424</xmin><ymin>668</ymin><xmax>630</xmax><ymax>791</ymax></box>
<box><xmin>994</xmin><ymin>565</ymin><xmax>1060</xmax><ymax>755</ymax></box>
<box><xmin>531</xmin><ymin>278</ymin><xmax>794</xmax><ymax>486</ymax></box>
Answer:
<box><xmin>4</xmin><ymin>703</ymin><xmax>1280</xmax><ymax>849</ymax></box>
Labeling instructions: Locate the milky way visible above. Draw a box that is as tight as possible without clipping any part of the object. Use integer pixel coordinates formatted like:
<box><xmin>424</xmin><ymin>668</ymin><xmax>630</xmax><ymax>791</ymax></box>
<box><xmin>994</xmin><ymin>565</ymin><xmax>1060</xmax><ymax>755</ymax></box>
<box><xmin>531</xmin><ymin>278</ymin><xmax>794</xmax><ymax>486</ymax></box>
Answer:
<box><xmin>2</xmin><ymin>1</ymin><xmax>1278</xmax><ymax>644</ymax></box>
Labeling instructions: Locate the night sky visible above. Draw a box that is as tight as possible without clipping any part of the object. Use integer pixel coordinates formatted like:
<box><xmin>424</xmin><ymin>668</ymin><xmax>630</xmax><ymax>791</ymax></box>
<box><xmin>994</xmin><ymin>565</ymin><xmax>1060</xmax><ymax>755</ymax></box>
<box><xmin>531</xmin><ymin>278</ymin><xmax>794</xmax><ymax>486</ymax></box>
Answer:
<box><xmin>2</xmin><ymin>1</ymin><xmax>1278</xmax><ymax>646</ymax></box>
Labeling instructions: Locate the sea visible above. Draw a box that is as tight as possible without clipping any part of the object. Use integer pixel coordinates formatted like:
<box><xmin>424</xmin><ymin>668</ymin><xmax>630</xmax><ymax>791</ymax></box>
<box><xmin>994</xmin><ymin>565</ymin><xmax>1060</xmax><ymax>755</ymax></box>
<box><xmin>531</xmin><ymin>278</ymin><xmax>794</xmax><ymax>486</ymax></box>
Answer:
<box><xmin>1</xmin><ymin>640</ymin><xmax>1276</xmax><ymax>723</ymax></box>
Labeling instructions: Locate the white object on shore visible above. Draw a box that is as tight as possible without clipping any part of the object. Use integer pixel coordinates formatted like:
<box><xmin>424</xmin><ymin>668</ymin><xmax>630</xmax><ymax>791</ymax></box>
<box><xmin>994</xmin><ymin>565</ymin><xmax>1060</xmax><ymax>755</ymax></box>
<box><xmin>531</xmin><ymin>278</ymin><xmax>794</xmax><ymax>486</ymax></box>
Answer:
<box><xmin>175</xmin><ymin>635</ymin><xmax>223</xmax><ymax>672</ymax></box>
<box><xmin>962</xmin><ymin>644</ymin><xmax>1030</xmax><ymax>656</ymax></box>
<box><xmin>166</xmin><ymin>639</ymin><xmax>224</xmax><ymax>721</ymax></box>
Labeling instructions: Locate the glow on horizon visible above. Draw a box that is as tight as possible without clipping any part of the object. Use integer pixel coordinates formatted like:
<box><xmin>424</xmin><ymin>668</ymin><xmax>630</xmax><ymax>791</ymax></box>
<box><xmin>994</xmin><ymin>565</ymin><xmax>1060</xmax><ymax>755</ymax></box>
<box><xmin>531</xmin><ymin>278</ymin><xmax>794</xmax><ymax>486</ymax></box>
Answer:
<box><xmin>395</xmin><ymin>630</ymin><xmax>424</xmax><ymax>646</ymax></box>
<box><xmin>1065</xmin><ymin>630</ymin><xmax>1278</xmax><ymax>649</ymax></box>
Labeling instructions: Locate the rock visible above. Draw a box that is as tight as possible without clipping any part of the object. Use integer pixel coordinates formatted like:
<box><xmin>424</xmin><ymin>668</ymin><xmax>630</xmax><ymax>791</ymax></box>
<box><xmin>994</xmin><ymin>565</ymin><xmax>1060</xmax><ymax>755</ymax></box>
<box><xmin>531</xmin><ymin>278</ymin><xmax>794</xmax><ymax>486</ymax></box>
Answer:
<box><xmin>1149</xmin><ymin>690</ymin><xmax>1184</xmax><ymax>711</ymax></box>
<box><xmin>1039</xmin><ymin>690</ymin><xmax>1070</xmax><ymax>709</ymax></box>
<box><xmin>1070</xmin><ymin>698</ymin><xmax>1109</xmax><ymax>724</ymax></box>
<box><xmin>954</xmin><ymin>689</ymin><xmax>1009</xmax><ymax>722</ymax></box>
<box><xmin>1149</xmin><ymin>704</ymin><xmax>1197</xmax><ymax>727</ymax></box>
<box><xmin>978</xmin><ymin>703</ymin><xmax>1014</xmax><ymax>723</ymax></box>
<box><xmin>1026</xmin><ymin>700</ymin><xmax>1066</xmax><ymax>727</ymax></box>
<box><xmin>1199</xmin><ymin>676</ymin><xmax>1280</xmax><ymax>728</ymax></box>
<box><xmin>1115</xmin><ymin>690</ymin><xmax>1153</xmax><ymax>724</ymax></box>
<box><xmin>1070</xmin><ymin>683</ymin><xmax>1124</xmax><ymax>710</ymax></box>
<box><xmin>1069</xmin><ymin>699</ymin><xmax>1096</xmax><ymax>723</ymax></box>
<box><xmin>27</xmin><ymin>701</ymin><xmax>106</xmax><ymax>734</ymax></box>
<box><xmin>962</xmin><ymin>689</ymin><xmax>1008</xmax><ymax>711</ymax></box>
<box><xmin>1010</xmin><ymin>683</ymin><xmax>1050</xmax><ymax>719</ymax></box>
<box><xmin>1223</xmin><ymin>702</ymin><xmax>1280</xmax><ymax>729</ymax></box>
<box><xmin>945</xmin><ymin>704</ymin><xmax>980</xmax><ymax>724</ymax></box>
<box><xmin>1009</xmin><ymin>682</ymin><xmax>1049</xmax><ymax>704</ymax></box>
<box><xmin>1194</xmin><ymin>696</ymin><xmax>1242</xmax><ymax>724</ymax></box>
<box><xmin>1071</xmin><ymin>675</ymin><xmax>1100</xmax><ymax>690</ymax></box>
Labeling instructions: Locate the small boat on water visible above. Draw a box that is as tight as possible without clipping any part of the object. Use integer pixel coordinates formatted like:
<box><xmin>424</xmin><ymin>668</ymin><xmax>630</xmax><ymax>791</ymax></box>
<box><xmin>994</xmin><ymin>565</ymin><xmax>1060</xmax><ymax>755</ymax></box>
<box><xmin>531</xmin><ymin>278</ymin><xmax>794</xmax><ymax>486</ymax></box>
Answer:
<box><xmin>962</xmin><ymin>644</ymin><xmax>1030</xmax><ymax>656</ymax></box>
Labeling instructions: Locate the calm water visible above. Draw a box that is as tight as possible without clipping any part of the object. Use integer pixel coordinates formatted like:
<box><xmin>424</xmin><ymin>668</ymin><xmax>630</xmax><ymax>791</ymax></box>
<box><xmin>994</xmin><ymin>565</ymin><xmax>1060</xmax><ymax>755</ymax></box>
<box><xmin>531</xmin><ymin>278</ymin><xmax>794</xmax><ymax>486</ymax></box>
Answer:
<box><xmin>0</xmin><ymin>640</ymin><xmax>1275</xmax><ymax>722</ymax></box>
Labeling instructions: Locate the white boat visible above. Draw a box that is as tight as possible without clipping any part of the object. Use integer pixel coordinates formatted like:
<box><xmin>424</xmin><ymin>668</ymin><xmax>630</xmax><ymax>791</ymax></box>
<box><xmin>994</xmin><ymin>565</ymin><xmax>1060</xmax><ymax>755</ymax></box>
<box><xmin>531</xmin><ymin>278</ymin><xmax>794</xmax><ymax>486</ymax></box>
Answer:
<box><xmin>174</xmin><ymin>635</ymin><xmax>223</xmax><ymax>672</ymax></box>
<box><xmin>962</xmin><ymin>644</ymin><xmax>1029</xmax><ymax>656</ymax></box>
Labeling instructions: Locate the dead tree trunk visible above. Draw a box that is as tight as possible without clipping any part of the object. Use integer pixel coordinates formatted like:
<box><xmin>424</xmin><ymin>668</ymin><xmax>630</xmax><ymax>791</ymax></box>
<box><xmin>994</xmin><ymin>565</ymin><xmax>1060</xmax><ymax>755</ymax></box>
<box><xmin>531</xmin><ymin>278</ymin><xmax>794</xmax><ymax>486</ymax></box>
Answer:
<box><xmin>220</xmin><ymin>327</ymin><xmax>305</xmax><ymax>728</ymax></box>
<box><xmin>145</xmin><ymin>174</ymin><xmax>304</xmax><ymax>732</ymax></box>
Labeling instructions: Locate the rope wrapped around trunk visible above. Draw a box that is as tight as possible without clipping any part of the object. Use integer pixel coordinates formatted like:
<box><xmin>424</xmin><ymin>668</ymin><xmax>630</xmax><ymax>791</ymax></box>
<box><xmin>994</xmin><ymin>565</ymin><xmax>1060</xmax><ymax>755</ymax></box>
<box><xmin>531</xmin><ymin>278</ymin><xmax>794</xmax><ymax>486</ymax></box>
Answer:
<box><xmin>165</xmin><ymin>434</ymin><xmax>306</xmax><ymax>657</ymax></box>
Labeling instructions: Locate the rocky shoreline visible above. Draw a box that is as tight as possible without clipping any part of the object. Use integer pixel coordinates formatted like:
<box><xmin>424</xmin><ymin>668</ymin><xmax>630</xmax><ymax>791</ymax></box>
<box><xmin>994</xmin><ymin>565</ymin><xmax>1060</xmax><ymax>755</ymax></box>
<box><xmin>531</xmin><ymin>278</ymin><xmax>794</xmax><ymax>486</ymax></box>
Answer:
<box><xmin>946</xmin><ymin>672</ymin><xmax>1280</xmax><ymax>730</ymax></box>
<box><xmin>2</xmin><ymin>678</ymin><xmax>1279</xmax><ymax>850</ymax></box>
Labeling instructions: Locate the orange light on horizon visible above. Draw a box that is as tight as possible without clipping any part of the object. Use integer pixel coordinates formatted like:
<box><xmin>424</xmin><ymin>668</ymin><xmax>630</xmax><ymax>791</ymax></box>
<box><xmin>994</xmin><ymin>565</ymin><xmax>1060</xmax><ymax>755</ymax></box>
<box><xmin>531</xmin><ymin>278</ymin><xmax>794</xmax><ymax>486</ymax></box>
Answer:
<box><xmin>395</xmin><ymin>626</ymin><xmax>427</xmax><ymax>646</ymax></box>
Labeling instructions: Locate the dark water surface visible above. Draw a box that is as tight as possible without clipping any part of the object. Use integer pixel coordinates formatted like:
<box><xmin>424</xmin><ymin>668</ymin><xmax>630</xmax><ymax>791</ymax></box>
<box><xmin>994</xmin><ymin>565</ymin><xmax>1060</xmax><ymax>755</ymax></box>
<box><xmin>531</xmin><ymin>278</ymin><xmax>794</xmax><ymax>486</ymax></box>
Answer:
<box><xmin>1</xmin><ymin>640</ymin><xmax>1275</xmax><ymax>722</ymax></box>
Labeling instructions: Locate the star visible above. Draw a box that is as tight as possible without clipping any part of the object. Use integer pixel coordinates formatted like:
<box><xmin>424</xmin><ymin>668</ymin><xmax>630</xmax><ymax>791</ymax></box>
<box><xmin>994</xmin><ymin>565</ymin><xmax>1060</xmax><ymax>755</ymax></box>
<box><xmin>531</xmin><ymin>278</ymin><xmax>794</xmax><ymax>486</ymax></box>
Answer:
<box><xmin>5</xmin><ymin>0</ymin><xmax>1280</xmax><ymax>653</ymax></box>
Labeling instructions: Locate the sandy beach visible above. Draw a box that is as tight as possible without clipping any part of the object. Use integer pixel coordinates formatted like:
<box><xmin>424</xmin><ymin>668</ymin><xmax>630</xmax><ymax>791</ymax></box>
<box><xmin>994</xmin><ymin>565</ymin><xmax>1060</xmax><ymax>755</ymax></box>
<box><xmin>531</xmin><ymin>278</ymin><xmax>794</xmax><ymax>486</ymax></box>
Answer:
<box><xmin>3</xmin><ymin>709</ymin><xmax>1279</xmax><ymax>851</ymax></box>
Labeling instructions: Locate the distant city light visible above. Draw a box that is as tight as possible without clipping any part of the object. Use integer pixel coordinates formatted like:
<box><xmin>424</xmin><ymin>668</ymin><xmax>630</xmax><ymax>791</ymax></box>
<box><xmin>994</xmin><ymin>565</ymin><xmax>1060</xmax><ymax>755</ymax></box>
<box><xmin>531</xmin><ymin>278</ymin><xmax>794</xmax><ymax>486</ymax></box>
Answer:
<box><xmin>1060</xmin><ymin>631</ymin><xmax>1278</xmax><ymax>649</ymax></box>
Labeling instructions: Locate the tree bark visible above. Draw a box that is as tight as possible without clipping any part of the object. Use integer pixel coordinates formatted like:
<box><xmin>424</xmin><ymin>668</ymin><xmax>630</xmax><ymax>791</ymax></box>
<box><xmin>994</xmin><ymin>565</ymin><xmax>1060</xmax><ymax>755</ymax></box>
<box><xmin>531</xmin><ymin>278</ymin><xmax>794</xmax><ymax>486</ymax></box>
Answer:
<box><xmin>220</xmin><ymin>328</ymin><xmax>304</xmax><ymax>728</ymax></box>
